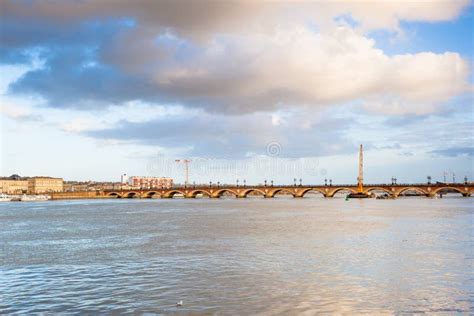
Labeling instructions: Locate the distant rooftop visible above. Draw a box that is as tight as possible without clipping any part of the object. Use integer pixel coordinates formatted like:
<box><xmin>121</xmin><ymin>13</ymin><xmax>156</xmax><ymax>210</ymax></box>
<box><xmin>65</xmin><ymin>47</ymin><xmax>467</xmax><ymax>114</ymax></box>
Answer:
<box><xmin>0</xmin><ymin>174</ymin><xmax>27</xmax><ymax>180</ymax></box>
<box><xmin>0</xmin><ymin>175</ymin><xmax>63</xmax><ymax>180</ymax></box>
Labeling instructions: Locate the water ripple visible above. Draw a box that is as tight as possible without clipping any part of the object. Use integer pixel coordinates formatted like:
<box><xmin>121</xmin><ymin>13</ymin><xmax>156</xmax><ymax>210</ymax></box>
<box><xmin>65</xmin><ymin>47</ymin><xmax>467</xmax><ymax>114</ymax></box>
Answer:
<box><xmin>0</xmin><ymin>198</ymin><xmax>472</xmax><ymax>314</ymax></box>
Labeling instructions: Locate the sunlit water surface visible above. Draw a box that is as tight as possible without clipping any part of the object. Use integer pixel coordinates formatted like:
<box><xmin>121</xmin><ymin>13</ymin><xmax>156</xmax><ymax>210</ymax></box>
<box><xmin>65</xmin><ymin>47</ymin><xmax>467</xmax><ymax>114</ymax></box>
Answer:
<box><xmin>1</xmin><ymin>197</ymin><xmax>473</xmax><ymax>314</ymax></box>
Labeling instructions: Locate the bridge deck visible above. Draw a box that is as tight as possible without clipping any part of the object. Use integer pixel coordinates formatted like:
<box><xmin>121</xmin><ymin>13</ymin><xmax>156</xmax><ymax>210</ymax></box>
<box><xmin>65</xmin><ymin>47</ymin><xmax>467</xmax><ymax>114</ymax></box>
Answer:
<box><xmin>51</xmin><ymin>183</ymin><xmax>474</xmax><ymax>200</ymax></box>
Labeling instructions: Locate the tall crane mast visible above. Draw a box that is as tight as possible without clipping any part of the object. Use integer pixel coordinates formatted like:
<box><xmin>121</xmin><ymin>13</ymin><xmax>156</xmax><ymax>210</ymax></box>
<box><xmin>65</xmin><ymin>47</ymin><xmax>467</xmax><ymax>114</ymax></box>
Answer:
<box><xmin>175</xmin><ymin>159</ymin><xmax>191</xmax><ymax>186</ymax></box>
<box><xmin>357</xmin><ymin>144</ymin><xmax>364</xmax><ymax>193</ymax></box>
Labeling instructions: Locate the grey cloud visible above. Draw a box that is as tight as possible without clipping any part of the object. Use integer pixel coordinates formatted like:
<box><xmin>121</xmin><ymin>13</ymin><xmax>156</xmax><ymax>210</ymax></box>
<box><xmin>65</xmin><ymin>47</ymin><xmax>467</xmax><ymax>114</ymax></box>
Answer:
<box><xmin>8</xmin><ymin>47</ymin><xmax>163</xmax><ymax>109</ymax></box>
<box><xmin>2</xmin><ymin>0</ymin><xmax>471</xmax><ymax>116</ymax></box>
<box><xmin>429</xmin><ymin>147</ymin><xmax>474</xmax><ymax>157</ymax></box>
<box><xmin>85</xmin><ymin>111</ymin><xmax>356</xmax><ymax>158</ymax></box>
<box><xmin>15</xmin><ymin>113</ymin><xmax>42</xmax><ymax>122</ymax></box>
<box><xmin>2</xmin><ymin>1</ymin><xmax>469</xmax><ymax>38</ymax></box>
<box><xmin>370</xmin><ymin>143</ymin><xmax>402</xmax><ymax>150</ymax></box>
<box><xmin>1</xmin><ymin>1</ymin><xmax>267</xmax><ymax>41</ymax></box>
<box><xmin>1</xmin><ymin>112</ymin><xmax>43</xmax><ymax>122</ymax></box>
<box><xmin>383</xmin><ymin>115</ymin><xmax>429</xmax><ymax>127</ymax></box>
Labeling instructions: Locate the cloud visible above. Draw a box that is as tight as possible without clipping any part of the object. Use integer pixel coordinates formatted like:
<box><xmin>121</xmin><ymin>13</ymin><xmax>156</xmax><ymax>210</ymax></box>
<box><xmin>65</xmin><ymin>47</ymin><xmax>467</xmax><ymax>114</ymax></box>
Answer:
<box><xmin>429</xmin><ymin>147</ymin><xmax>474</xmax><ymax>157</ymax></box>
<box><xmin>85</xmin><ymin>109</ymin><xmax>356</xmax><ymax>158</ymax></box>
<box><xmin>383</xmin><ymin>115</ymin><xmax>429</xmax><ymax>127</ymax></box>
<box><xmin>8</xmin><ymin>49</ymin><xmax>160</xmax><ymax>109</ymax></box>
<box><xmin>373</xmin><ymin>143</ymin><xmax>402</xmax><ymax>150</ymax></box>
<box><xmin>1</xmin><ymin>1</ymin><xmax>472</xmax><ymax>182</ymax></box>
<box><xmin>2</xmin><ymin>0</ymin><xmax>470</xmax><ymax>36</ymax></box>
<box><xmin>147</xmin><ymin>29</ymin><xmax>470</xmax><ymax>115</ymax></box>
<box><xmin>2</xmin><ymin>2</ymin><xmax>471</xmax><ymax>116</ymax></box>
<box><xmin>327</xmin><ymin>0</ymin><xmax>471</xmax><ymax>31</ymax></box>
<box><xmin>6</xmin><ymin>25</ymin><xmax>471</xmax><ymax>115</ymax></box>
<box><xmin>0</xmin><ymin>102</ymin><xmax>42</xmax><ymax>122</ymax></box>
<box><xmin>398</xmin><ymin>151</ymin><xmax>415</xmax><ymax>157</ymax></box>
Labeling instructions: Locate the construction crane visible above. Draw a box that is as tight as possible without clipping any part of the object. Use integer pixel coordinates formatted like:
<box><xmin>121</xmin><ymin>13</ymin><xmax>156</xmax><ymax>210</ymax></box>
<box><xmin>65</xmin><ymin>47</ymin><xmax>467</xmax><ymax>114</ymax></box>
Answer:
<box><xmin>175</xmin><ymin>159</ymin><xmax>191</xmax><ymax>186</ymax></box>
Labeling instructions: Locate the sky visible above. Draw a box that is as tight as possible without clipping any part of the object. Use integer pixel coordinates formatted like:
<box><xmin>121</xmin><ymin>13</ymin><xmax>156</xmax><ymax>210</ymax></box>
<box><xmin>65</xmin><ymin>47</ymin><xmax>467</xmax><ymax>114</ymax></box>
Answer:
<box><xmin>0</xmin><ymin>0</ymin><xmax>473</xmax><ymax>185</ymax></box>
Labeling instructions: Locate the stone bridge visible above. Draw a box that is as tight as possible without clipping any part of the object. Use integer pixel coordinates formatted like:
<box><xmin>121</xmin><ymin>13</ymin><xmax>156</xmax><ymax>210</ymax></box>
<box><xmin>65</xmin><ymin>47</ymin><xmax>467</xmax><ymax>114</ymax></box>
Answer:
<box><xmin>51</xmin><ymin>183</ymin><xmax>473</xmax><ymax>200</ymax></box>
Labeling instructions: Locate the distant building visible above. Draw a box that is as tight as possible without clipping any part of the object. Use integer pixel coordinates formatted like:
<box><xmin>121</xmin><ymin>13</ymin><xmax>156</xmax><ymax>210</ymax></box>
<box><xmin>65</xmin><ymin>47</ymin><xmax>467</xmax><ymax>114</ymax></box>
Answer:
<box><xmin>0</xmin><ymin>175</ymin><xmax>29</xmax><ymax>194</ymax></box>
<box><xmin>28</xmin><ymin>177</ymin><xmax>63</xmax><ymax>194</ymax></box>
<box><xmin>64</xmin><ymin>181</ymin><xmax>124</xmax><ymax>192</ymax></box>
<box><xmin>101</xmin><ymin>182</ymin><xmax>126</xmax><ymax>190</ymax></box>
<box><xmin>63</xmin><ymin>181</ymin><xmax>93</xmax><ymax>192</ymax></box>
<box><xmin>128</xmin><ymin>176</ymin><xmax>173</xmax><ymax>189</ymax></box>
<box><xmin>121</xmin><ymin>174</ymin><xmax>128</xmax><ymax>184</ymax></box>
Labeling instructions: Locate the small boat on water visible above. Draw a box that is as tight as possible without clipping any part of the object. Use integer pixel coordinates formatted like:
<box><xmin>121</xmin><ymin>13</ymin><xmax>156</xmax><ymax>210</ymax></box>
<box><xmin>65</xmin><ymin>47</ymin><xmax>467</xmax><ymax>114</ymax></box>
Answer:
<box><xmin>20</xmin><ymin>194</ymin><xmax>50</xmax><ymax>201</ymax></box>
<box><xmin>0</xmin><ymin>194</ymin><xmax>12</xmax><ymax>202</ymax></box>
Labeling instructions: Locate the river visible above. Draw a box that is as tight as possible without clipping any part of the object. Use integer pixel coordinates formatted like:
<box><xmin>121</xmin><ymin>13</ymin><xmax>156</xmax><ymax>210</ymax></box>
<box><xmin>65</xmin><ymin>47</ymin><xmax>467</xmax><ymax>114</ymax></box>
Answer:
<box><xmin>0</xmin><ymin>196</ymin><xmax>472</xmax><ymax>314</ymax></box>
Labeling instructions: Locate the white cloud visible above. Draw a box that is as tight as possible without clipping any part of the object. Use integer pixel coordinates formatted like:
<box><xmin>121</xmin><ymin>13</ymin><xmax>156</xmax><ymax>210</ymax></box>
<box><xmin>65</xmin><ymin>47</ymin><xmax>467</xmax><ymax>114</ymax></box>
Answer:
<box><xmin>60</xmin><ymin>118</ymin><xmax>100</xmax><ymax>133</ymax></box>
<box><xmin>3</xmin><ymin>0</ymin><xmax>472</xmax><ymax>116</ymax></box>
<box><xmin>323</xmin><ymin>0</ymin><xmax>471</xmax><ymax>31</ymax></box>
<box><xmin>0</xmin><ymin>101</ymin><xmax>41</xmax><ymax>121</ymax></box>
<box><xmin>145</xmin><ymin>26</ymin><xmax>470</xmax><ymax>115</ymax></box>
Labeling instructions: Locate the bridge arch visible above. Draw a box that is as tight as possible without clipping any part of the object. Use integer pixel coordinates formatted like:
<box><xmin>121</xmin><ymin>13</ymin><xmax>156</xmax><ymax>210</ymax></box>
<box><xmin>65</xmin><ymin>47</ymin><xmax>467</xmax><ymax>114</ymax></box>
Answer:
<box><xmin>364</xmin><ymin>187</ymin><xmax>393</xmax><ymax>196</ymax></box>
<box><xmin>268</xmin><ymin>188</ymin><xmax>296</xmax><ymax>198</ymax></box>
<box><xmin>123</xmin><ymin>191</ymin><xmax>140</xmax><ymax>198</ymax></box>
<box><xmin>214</xmin><ymin>189</ymin><xmax>239</xmax><ymax>198</ymax></box>
<box><xmin>189</xmin><ymin>190</ymin><xmax>212</xmax><ymax>198</ymax></box>
<box><xmin>143</xmin><ymin>191</ymin><xmax>161</xmax><ymax>198</ymax></box>
<box><xmin>396</xmin><ymin>187</ymin><xmax>428</xmax><ymax>197</ymax></box>
<box><xmin>300</xmin><ymin>188</ymin><xmax>326</xmax><ymax>197</ymax></box>
<box><xmin>327</xmin><ymin>187</ymin><xmax>357</xmax><ymax>197</ymax></box>
<box><xmin>241</xmin><ymin>188</ymin><xmax>266</xmax><ymax>198</ymax></box>
<box><xmin>106</xmin><ymin>192</ymin><xmax>122</xmax><ymax>198</ymax></box>
<box><xmin>162</xmin><ymin>190</ymin><xmax>186</xmax><ymax>198</ymax></box>
<box><xmin>431</xmin><ymin>186</ymin><xmax>468</xmax><ymax>196</ymax></box>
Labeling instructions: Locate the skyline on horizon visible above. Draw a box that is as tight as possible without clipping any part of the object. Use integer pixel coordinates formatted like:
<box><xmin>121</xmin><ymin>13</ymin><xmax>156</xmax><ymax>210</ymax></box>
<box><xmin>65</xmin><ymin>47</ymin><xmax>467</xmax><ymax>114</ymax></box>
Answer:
<box><xmin>1</xmin><ymin>1</ymin><xmax>473</xmax><ymax>184</ymax></box>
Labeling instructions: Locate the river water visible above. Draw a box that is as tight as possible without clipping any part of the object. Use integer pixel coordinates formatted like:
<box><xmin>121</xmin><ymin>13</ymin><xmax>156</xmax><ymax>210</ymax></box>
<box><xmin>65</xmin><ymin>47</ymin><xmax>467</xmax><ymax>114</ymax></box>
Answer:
<box><xmin>0</xmin><ymin>197</ymin><xmax>472</xmax><ymax>314</ymax></box>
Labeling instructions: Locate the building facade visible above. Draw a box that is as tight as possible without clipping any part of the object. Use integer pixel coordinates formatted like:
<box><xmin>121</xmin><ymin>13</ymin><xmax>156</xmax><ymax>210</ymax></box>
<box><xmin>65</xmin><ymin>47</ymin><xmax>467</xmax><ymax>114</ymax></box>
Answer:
<box><xmin>0</xmin><ymin>178</ymin><xmax>29</xmax><ymax>194</ymax></box>
<box><xmin>128</xmin><ymin>176</ymin><xmax>173</xmax><ymax>189</ymax></box>
<box><xmin>28</xmin><ymin>177</ymin><xmax>64</xmax><ymax>194</ymax></box>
